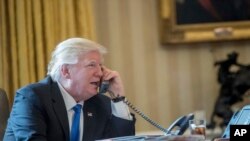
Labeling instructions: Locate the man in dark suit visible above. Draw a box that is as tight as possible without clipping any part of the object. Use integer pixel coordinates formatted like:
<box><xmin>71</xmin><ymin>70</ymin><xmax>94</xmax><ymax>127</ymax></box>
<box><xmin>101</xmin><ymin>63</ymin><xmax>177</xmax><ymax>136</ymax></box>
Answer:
<box><xmin>3</xmin><ymin>38</ymin><xmax>136</xmax><ymax>141</ymax></box>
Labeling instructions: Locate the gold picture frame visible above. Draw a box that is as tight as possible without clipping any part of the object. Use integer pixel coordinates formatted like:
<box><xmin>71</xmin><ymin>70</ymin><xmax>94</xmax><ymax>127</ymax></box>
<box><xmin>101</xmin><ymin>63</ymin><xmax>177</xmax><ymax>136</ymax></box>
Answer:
<box><xmin>159</xmin><ymin>0</ymin><xmax>250</xmax><ymax>44</ymax></box>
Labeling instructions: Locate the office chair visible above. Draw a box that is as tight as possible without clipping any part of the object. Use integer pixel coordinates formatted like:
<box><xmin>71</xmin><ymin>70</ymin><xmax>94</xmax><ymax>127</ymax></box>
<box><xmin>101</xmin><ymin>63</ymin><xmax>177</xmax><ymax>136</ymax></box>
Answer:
<box><xmin>0</xmin><ymin>88</ymin><xmax>10</xmax><ymax>140</ymax></box>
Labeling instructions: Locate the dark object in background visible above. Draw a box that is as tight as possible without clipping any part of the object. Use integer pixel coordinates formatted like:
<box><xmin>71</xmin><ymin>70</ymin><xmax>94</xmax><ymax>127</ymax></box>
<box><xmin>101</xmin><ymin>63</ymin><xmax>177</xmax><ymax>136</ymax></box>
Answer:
<box><xmin>0</xmin><ymin>88</ymin><xmax>9</xmax><ymax>140</ymax></box>
<box><xmin>176</xmin><ymin>0</ymin><xmax>250</xmax><ymax>25</ymax></box>
<box><xmin>208</xmin><ymin>51</ymin><xmax>250</xmax><ymax>129</ymax></box>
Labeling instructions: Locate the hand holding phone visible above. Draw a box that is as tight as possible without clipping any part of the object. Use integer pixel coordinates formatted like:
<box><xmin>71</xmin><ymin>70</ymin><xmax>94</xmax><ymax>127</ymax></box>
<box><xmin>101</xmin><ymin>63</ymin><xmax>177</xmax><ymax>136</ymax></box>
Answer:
<box><xmin>101</xmin><ymin>67</ymin><xmax>125</xmax><ymax>97</ymax></box>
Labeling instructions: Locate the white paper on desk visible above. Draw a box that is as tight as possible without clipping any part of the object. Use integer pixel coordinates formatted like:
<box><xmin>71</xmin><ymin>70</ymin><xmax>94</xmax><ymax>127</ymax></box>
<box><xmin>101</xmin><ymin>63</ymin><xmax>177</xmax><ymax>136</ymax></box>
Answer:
<box><xmin>95</xmin><ymin>135</ymin><xmax>163</xmax><ymax>141</ymax></box>
<box><xmin>96</xmin><ymin>135</ymin><xmax>144</xmax><ymax>141</ymax></box>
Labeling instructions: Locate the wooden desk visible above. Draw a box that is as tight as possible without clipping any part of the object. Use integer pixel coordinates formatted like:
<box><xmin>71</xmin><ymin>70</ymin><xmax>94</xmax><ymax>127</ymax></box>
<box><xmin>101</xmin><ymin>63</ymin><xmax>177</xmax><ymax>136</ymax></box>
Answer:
<box><xmin>98</xmin><ymin>135</ymin><xmax>206</xmax><ymax>141</ymax></box>
<box><xmin>157</xmin><ymin>135</ymin><xmax>205</xmax><ymax>141</ymax></box>
<box><xmin>213</xmin><ymin>138</ymin><xmax>229</xmax><ymax>141</ymax></box>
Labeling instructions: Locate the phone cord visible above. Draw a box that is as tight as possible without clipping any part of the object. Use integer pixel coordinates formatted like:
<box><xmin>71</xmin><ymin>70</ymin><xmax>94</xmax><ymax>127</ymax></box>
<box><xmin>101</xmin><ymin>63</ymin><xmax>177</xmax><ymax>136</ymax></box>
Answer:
<box><xmin>123</xmin><ymin>98</ymin><xmax>168</xmax><ymax>134</ymax></box>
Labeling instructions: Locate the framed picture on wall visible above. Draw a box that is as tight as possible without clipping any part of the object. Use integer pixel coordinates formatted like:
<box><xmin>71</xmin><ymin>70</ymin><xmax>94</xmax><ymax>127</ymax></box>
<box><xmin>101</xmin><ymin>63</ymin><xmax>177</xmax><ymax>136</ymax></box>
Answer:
<box><xmin>159</xmin><ymin>0</ymin><xmax>250</xmax><ymax>44</ymax></box>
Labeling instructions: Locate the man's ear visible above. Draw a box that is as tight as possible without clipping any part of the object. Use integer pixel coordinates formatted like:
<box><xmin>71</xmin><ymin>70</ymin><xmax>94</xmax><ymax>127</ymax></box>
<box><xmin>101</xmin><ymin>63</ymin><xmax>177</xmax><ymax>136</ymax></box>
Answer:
<box><xmin>60</xmin><ymin>64</ymin><xmax>70</xmax><ymax>78</ymax></box>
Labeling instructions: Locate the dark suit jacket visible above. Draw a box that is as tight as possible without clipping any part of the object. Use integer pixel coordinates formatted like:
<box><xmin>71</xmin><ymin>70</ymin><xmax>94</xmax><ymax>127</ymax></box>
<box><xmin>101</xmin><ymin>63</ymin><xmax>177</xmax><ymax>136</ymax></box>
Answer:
<box><xmin>4</xmin><ymin>76</ymin><xmax>135</xmax><ymax>141</ymax></box>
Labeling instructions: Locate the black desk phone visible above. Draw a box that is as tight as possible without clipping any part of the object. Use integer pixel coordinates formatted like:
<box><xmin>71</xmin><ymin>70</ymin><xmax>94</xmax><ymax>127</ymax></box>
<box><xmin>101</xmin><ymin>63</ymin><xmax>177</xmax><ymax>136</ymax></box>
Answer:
<box><xmin>222</xmin><ymin>105</ymin><xmax>250</xmax><ymax>138</ymax></box>
<box><xmin>99</xmin><ymin>81</ymin><xmax>194</xmax><ymax>135</ymax></box>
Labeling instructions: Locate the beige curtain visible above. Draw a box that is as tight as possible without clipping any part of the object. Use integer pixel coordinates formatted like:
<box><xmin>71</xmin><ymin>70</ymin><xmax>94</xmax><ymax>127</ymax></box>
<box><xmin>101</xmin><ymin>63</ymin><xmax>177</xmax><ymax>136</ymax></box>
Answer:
<box><xmin>0</xmin><ymin>0</ymin><xmax>96</xmax><ymax>105</ymax></box>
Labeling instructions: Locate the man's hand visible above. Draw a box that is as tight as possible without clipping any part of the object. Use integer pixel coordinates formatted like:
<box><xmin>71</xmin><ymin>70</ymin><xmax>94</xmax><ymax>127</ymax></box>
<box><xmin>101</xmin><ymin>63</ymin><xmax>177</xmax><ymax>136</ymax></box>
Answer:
<box><xmin>101</xmin><ymin>66</ymin><xmax>125</xmax><ymax>97</ymax></box>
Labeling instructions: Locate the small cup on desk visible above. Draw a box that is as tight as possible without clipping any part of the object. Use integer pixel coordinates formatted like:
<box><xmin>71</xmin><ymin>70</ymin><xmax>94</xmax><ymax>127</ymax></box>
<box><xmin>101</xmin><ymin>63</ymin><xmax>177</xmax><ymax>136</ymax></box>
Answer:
<box><xmin>189</xmin><ymin>119</ymin><xmax>206</xmax><ymax>138</ymax></box>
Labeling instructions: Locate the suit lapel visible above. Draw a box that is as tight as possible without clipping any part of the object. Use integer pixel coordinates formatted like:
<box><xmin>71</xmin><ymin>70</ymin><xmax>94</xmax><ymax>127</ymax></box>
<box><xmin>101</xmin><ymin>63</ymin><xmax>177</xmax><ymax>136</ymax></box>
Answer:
<box><xmin>83</xmin><ymin>102</ymin><xmax>97</xmax><ymax>141</ymax></box>
<box><xmin>50</xmin><ymin>81</ymin><xmax>70</xmax><ymax>140</ymax></box>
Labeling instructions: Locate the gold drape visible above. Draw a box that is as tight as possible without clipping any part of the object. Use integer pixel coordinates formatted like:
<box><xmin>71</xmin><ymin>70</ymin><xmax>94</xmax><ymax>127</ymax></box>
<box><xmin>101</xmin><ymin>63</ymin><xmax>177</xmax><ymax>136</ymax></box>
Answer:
<box><xmin>0</xmin><ymin>0</ymin><xmax>96</xmax><ymax>105</ymax></box>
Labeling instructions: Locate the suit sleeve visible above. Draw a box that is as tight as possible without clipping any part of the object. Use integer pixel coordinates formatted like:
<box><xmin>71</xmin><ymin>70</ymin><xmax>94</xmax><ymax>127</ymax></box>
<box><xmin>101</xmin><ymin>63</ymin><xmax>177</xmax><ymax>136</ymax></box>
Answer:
<box><xmin>6</xmin><ymin>88</ymin><xmax>47</xmax><ymax>141</ymax></box>
<box><xmin>108</xmin><ymin>114</ymin><xmax>136</xmax><ymax>137</ymax></box>
<box><xmin>102</xmin><ymin>107</ymin><xmax>136</xmax><ymax>139</ymax></box>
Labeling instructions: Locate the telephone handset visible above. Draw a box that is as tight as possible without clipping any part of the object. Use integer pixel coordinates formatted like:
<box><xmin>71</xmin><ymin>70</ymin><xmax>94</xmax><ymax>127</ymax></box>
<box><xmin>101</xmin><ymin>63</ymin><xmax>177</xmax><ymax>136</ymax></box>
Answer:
<box><xmin>166</xmin><ymin>113</ymin><xmax>194</xmax><ymax>135</ymax></box>
<box><xmin>99</xmin><ymin>81</ymin><xmax>194</xmax><ymax>135</ymax></box>
<box><xmin>99</xmin><ymin>81</ymin><xmax>110</xmax><ymax>94</ymax></box>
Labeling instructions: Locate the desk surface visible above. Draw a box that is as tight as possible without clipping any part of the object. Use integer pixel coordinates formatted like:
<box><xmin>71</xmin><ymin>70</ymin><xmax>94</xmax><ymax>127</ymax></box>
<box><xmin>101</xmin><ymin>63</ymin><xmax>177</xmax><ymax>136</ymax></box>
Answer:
<box><xmin>97</xmin><ymin>135</ymin><xmax>206</xmax><ymax>141</ymax></box>
<box><xmin>136</xmin><ymin>128</ymin><xmax>223</xmax><ymax>141</ymax></box>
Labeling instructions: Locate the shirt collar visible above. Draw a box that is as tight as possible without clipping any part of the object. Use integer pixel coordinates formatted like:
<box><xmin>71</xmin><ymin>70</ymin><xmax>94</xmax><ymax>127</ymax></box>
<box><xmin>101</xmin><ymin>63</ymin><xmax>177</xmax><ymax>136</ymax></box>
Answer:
<box><xmin>57</xmin><ymin>81</ymin><xmax>84</xmax><ymax>111</ymax></box>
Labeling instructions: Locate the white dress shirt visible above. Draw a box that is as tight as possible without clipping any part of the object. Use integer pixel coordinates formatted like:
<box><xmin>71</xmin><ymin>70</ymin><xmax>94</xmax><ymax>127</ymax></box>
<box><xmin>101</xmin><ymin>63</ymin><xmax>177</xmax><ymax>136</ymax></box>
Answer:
<box><xmin>57</xmin><ymin>82</ymin><xmax>132</xmax><ymax>141</ymax></box>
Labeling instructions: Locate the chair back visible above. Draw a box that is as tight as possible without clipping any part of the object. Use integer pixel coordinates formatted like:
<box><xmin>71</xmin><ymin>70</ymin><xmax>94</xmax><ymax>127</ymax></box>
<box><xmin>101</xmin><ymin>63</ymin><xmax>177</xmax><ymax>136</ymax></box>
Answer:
<box><xmin>0</xmin><ymin>88</ymin><xmax>10</xmax><ymax>140</ymax></box>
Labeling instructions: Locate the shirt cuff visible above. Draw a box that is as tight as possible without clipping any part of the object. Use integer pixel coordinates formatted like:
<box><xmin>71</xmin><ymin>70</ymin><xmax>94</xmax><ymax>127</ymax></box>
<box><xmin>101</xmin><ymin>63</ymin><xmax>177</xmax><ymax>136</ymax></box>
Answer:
<box><xmin>111</xmin><ymin>101</ymin><xmax>133</xmax><ymax>120</ymax></box>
